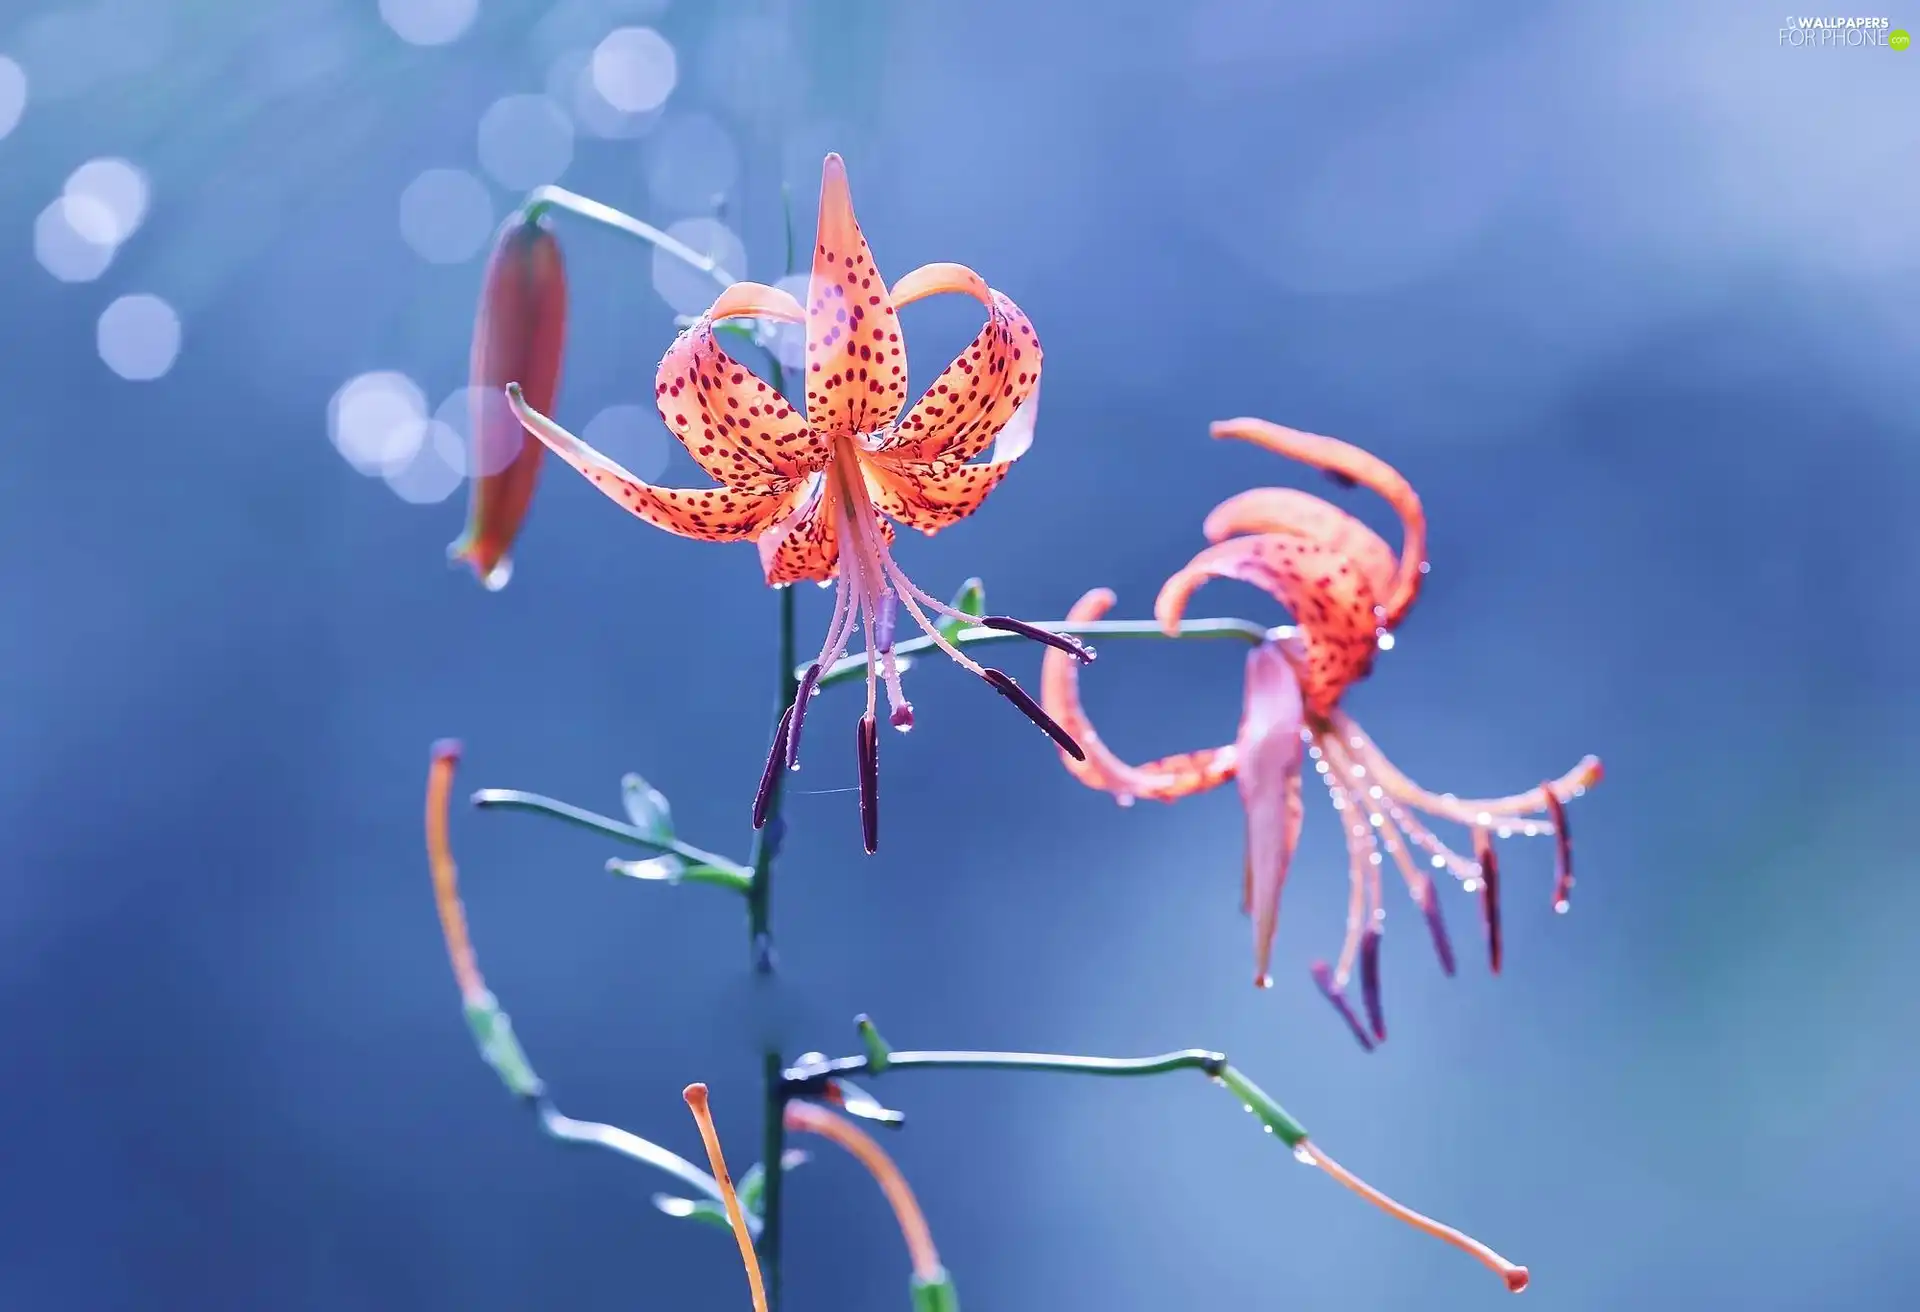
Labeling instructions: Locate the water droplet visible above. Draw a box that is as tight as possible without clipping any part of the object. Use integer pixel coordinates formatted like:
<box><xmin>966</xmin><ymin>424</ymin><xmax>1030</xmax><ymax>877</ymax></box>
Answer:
<box><xmin>1263</xmin><ymin>1124</ymin><xmax>1274</xmax><ymax>1134</ymax></box>
<box><xmin>1293</xmin><ymin>1144</ymin><xmax>1315</xmax><ymax>1165</ymax></box>
<box><xmin>1476</xmin><ymin>811</ymin><xmax>1493</xmax><ymax>826</ymax></box>
<box><xmin>482</xmin><ymin>558</ymin><xmax>513</xmax><ymax>591</ymax></box>
<box><xmin>1553</xmin><ymin>899</ymin><xmax>1570</xmax><ymax>915</ymax></box>
<box><xmin>1116</xmin><ymin>795</ymin><xmax>1136</xmax><ymax>809</ymax></box>
<box><xmin>1377</xmin><ymin>632</ymin><xmax>1396</xmax><ymax>651</ymax></box>
<box><xmin>1463</xmin><ymin>877</ymin><xmax>1481</xmax><ymax>893</ymax></box>
<box><xmin>1429</xmin><ymin>854</ymin><xmax>1445</xmax><ymax>869</ymax></box>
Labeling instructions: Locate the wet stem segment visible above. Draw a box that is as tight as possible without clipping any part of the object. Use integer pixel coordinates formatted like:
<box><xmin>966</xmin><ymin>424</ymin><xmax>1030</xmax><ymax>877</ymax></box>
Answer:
<box><xmin>748</xmin><ymin>361</ymin><xmax>799</xmax><ymax>1308</ymax></box>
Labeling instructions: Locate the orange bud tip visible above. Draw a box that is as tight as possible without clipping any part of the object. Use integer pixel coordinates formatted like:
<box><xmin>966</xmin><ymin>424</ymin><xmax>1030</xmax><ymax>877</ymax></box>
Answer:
<box><xmin>1505</xmin><ymin>1267</ymin><xmax>1531</xmax><ymax>1293</ymax></box>
<box><xmin>431</xmin><ymin>739</ymin><xmax>464</xmax><ymax>763</ymax></box>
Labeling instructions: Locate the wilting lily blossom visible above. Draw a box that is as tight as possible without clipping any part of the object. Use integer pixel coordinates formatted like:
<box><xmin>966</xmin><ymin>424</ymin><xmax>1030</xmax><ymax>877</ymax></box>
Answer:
<box><xmin>1041</xmin><ymin>418</ymin><xmax>1601</xmax><ymax>1048</ymax></box>
<box><xmin>451</xmin><ymin>210</ymin><xmax>567</xmax><ymax>591</ymax></box>
<box><xmin>506</xmin><ymin>155</ymin><xmax>1090</xmax><ymax>851</ymax></box>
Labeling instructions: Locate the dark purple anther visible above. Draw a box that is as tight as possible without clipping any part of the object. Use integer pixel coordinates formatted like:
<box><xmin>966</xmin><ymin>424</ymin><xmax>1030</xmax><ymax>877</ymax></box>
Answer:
<box><xmin>1474</xmin><ymin>828</ymin><xmax>1503</xmax><ymax>975</ymax></box>
<box><xmin>1541</xmin><ymin>783</ymin><xmax>1574</xmax><ymax>913</ymax></box>
<box><xmin>1359</xmin><ymin>926</ymin><xmax>1386</xmax><ymax>1042</ymax></box>
<box><xmin>752</xmin><ymin>705</ymin><xmax>794</xmax><ymax>830</ymax></box>
<box><xmin>1310</xmin><ymin>961</ymin><xmax>1375</xmax><ymax>1052</ymax></box>
<box><xmin>785</xmin><ymin>663</ymin><xmax>822</xmax><ymax>770</ymax></box>
<box><xmin>874</xmin><ymin>590</ymin><xmax>898</xmax><ymax>654</ymax></box>
<box><xmin>981</xmin><ymin>668</ymin><xmax>1086</xmax><ymax>760</ymax></box>
<box><xmin>1419</xmin><ymin>879</ymin><xmax>1457</xmax><ymax>978</ymax></box>
<box><xmin>889</xmin><ymin>703</ymin><xmax>914</xmax><ymax>731</ymax></box>
<box><xmin>857</xmin><ymin>712</ymin><xmax>879</xmax><ymax>855</ymax></box>
<box><xmin>981</xmin><ymin>616</ymin><xmax>1095</xmax><ymax>664</ymax></box>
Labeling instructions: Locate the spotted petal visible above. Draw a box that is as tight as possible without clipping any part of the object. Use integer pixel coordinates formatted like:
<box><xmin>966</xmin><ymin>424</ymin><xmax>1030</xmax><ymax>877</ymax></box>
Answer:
<box><xmin>1211</xmin><ymin>418</ymin><xmax>1427</xmax><ymax>629</ymax></box>
<box><xmin>1236</xmin><ymin>641</ymin><xmax>1306</xmax><ymax>988</ymax></box>
<box><xmin>1040</xmin><ymin>588</ymin><xmax>1237</xmax><ymax>803</ymax></box>
<box><xmin>859</xmin><ymin>453</ymin><xmax>1015</xmax><ymax>536</ymax></box>
<box><xmin>880</xmin><ymin>262</ymin><xmax>1042</xmax><ymax>467</ymax></box>
<box><xmin>1156</xmin><ymin>535</ymin><xmax>1382</xmax><ymax>717</ymax></box>
<box><xmin>1204</xmin><ymin>488</ymin><xmax>1397</xmax><ymax>602</ymax></box>
<box><xmin>803</xmin><ymin>155</ymin><xmax>906</xmax><ymax>439</ymax></box>
<box><xmin>657</xmin><ymin>293</ymin><xmax>821</xmax><ymax>489</ymax></box>
<box><xmin>508</xmin><ymin>384</ymin><xmax>796</xmax><ymax>542</ymax></box>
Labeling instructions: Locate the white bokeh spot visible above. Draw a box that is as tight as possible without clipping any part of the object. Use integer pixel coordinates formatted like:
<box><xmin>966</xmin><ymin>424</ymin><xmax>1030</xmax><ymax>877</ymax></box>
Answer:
<box><xmin>97</xmin><ymin>294</ymin><xmax>181</xmax><ymax>381</ymax></box>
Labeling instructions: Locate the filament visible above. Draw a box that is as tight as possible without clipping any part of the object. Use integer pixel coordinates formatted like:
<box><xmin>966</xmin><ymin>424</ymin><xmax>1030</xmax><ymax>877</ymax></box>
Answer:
<box><xmin>682</xmin><ymin>1084</ymin><xmax>769</xmax><ymax>1312</ymax></box>
<box><xmin>785</xmin><ymin>1099</ymin><xmax>943</xmax><ymax>1282</ymax></box>
<box><xmin>425</xmin><ymin>740</ymin><xmax>486</xmax><ymax>1003</ymax></box>
<box><xmin>1299</xmin><ymin>1141</ymin><xmax>1529</xmax><ymax>1293</ymax></box>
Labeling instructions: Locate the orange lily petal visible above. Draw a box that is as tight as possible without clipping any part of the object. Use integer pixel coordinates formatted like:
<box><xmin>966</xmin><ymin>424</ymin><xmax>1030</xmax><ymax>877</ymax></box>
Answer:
<box><xmin>804</xmin><ymin>154</ymin><xmax>907</xmax><ymax>439</ymax></box>
<box><xmin>508</xmin><ymin>384</ymin><xmax>797</xmax><ymax>542</ymax></box>
<box><xmin>1156</xmin><ymin>535</ymin><xmax>1382</xmax><ymax>717</ymax></box>
<box><xmin>657</xmin><ymin>319</ymin><xmax>823</xmax><ymax>490</ymax></box>
<box><xmin>880</xmin><ymin>261</ymin><xmax>1042</xmax><ymax>467</ymax></box>
<box><xmin>1236</xmin><ymin>643</ymin><xmax>1306</xmax><ymax>988</ymax></box>
<box><xmin>1039</xmin><ymin>588</ymin><xmax>1236</xmax><ymax>803</ymax></box>
<box><xmin>858</xmin><ymin>452</ymin><xmax>1015</xmax><ymax>535</ymax></box>
<box><xmin>1211</xmin><ymin>419</ymin><xmax>1428</xmax><ymax>629</ymax></box>
<box><xmin>1204</xmin><ymin>488</ymin><xmax>1397</xmax><ymax>603</ymax></box>
<box><xmin>710</xmin><ymin>280</ymin><xmax>805</xmax><ymax>324</ymax></box>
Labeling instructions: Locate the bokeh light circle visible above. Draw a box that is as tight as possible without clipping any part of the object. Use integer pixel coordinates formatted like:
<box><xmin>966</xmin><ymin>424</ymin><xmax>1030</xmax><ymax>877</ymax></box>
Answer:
<box><xmin>652</xmin><ymin>217</ymin><xmax>746</xmax><ymax>316</ymax></box>
<box><xmin>96</xmin><ymin>294</ymin><xmax>181</xmax><ymax>381</ymax></box>
<box><xmin>0</xmin><ymin>56</ymin><xmax>26</xmax><ymax>140</ymax></box>
<box><xmin>379</xmin><ymin>0</ymin><xmax>477</xmax><ymax>47</ymax></box>
<box><xmin>34</xmin><ymin>198</ymin><xmax>114</xmax><ymax>282</ymax></box>
<box><xmin>433</xmin><ymin>385</ymin><xmax>522</xmax><ymax>478</ymax></box>
<box><xmin>63</xmin><ymin>157</ymin><xmax>148</xmax><ymax>245</ymax></box>
<box><xmin>477</xmin><ymin>94</ymin><xmax>574</xmax><ymax>190</ymax></box>
<box><xmin>581</xmin><ymin>404</ymin><xmax>669</xmax><ymax>482</ymax></box>
<box><xmin>384</xmin><ymin>419</ymin><xmax>466</xmax><ymax>504</ymax></box>
<box><xmin>329</xmin><ymin>371</ymin><xmax>428</xmax><ymax>476</ymax></box>
<box><xmin>592</xmin><ymin>27</ymin><xmax>677</xmax><ymax>114</ymax></box>
<box><xmin>398</xmin><ymin>168</ymin><xmax>493</xmax><ymax>264</ymax></box>
<box><xmin>645</xmin><ymin>113</ymin><xmax>739</xmax><ymax>214</ymax></box>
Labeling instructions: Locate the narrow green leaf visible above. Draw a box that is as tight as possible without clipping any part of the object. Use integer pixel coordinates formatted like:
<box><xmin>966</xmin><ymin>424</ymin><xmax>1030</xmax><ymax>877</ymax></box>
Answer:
<box><xmin>739</xmin><ymin>1149</ymin><xmax>810</xmax><ymax>1218</ymax></box>
<box><xmin>937</xmin><ymin>578</ymin><xmax>986</xmax><ymax>643</ymax></box>
<box><xmin>462</xmin><ymin>993</ymin><xmax>544</xmax><ymax>1099</ymax></box>
<box><xmin>652</xmin><ymin>1194</ymin><xmax>735</xmax><ymax>1232</ymax></box>
<box><xmin>620</xmin><ymin>773</ymin><xmax>674</xmax><ymax>841</ymax></box>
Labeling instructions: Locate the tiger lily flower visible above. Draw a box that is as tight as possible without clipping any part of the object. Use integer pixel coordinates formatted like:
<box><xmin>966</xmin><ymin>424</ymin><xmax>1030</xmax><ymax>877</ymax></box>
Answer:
<box><xmin>506</xmin><ymin>154</ymin><xmax>1089</xmax><ymax>853</ymax></box>
<box><xmin>1040</xmin><ymin>418</ymin><xmax>1601</xmax><ymax>1048</ymax></box>
<box><xmin>451</xmin><ymin>210</ymin><xmax>568</xmax><ymax>591</ymax></box>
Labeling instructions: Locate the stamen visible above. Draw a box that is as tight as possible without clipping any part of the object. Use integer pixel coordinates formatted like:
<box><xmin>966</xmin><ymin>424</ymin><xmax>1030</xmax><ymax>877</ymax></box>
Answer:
<box><xmin>981</xmin><ymin>668</ymin><xmax>1085</xmax><ymax>760</ymax></box>
<box><xmin>979</xmin><ymin>615</ymin><xmax>1095</xmax><ymax>664</ymax></box>
<box><xmin>681</xmin><ymin>1084</ymin><xmax>770</xmax><ymax>1312</ymax></box>
<box><xmin>1359</xmin><ymin>925</ymin><xmax>1386</xmax><ymax>1042</ymax></box>
<box><xmin>1474</xmin><ymin>826</ymin><xmax>1503</xmax><ymax>974</ymax></box>
<box><xmin>785</xmin><ymin>663</ymin><xmax>822</xmax><ymax>770</ymax></box>
<box><xmin>857</xmin><ymin>712</ymin><xmax>879</xmax><ymax>855</ymax></box>
<box><xmin>1417</xmin><ymin>877</ymin><xmax>1457</xmax><ymax>977</ymax></box>
<box><xmin>1541</xmin><ymin>782</ymin><xmax>1574</xmax><ymax>913</ymax></box>
<box><xmin>1310</xmin><ymin>960</ymin><xmax>1375</xmax><ymax>1052</ymax></box>
<box><xmin>874</xmin><ymin>588</ymin><xmax>898</xmax><ymax>653</ymax></box>
<box><xmin>1298</xmin><ymin>1141</ymin><xmax>1529</xmax><ymax>1293</ymax></box>
<box><xmin>784</xmin><ymin>1099</ymin><xmax>945</xmax><ymax>1284</ymax></box>
<box><xmin>753</xmin><ymin>706</ymin><xmax>794</xmax><ymax>830</ymax></box>
<box><xmin>425</xmin><ymin>739</ymin><xmax>486</xmax><ymax>1004</ymax></box>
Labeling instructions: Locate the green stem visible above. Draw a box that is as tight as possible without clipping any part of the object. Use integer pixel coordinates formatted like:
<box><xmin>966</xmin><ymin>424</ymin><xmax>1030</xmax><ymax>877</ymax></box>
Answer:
<box><xmin>812</xmin><ymin>617</ymin><xmax>1288</xmax><ymax>690</ymax></box>
<box><xmin>469</xmin><ymin>789</ymin><xmax>752</xmax><ymax>888</ymax></box>
<box><xmin>522</xmin><ymin>185</ymin><xmax>739</xmax><ymax>286</ymax></box>
<box><xmin>781</xmin><ymin>1046</ymin><xmax>1309</xmax><ymax>1147</ymax></box>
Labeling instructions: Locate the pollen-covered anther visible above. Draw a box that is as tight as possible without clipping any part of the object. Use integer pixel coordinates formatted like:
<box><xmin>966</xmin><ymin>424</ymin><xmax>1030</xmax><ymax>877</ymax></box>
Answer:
<box><xmin>785</xmin><ymin>662</ymin><xmax>823</xmax><ymax>771</ymax></box>
<box><xmin>980</xmin><ymin>615</ymin><xmax>1095</xmax><ymax>664</ymax></box>
<box><xmin>1358</xmin><ymin>925</ymin><xmax>1386</xmax><ymax>1042</ymax></box>
<box><xmin>1310</xmin><ymin>960</ymin><xmax>1376</xmax><ymax>1052</ymax></box>
<box><xmin>981</xmin><ymin>667</ymin><xmax>1085</xmax><ymax>760</ymax></box>
<box><xmin>1540</xmin><ymin>781</ymin><xmax>1575</xmax><ymax>913</ymax></box>
<box><xmin>1418</xmin><ymin>878</ymin><xmax>1457</xmax><ymax>977</ymax></box>
<box><xmin>857</xmin><ymin>712</ymin><xmax>880</xmax><ymax>855</ymax></box>
<box><xmin>1474</xmin><ymin>826</ymin><xmax>1503</xmax><ymax>974</ymax></box>
<box><xmin>752</xmin><ymin>705</ymin><xmax>795</xmax><ymax>830</ymax></box>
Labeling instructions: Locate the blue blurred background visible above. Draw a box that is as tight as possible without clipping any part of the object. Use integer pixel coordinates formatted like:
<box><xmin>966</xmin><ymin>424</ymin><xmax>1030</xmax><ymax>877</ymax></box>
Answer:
<box><xmin>3</xmin><ymin>0</ymin><xmax>1917</xmax><ymax>1307</ymax></box>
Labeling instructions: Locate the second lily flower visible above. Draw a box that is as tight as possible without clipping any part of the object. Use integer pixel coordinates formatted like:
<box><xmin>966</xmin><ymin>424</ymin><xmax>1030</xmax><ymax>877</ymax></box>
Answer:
<box><xmin>506</xmin><ymin>155</ymin><xmax>1090</xmax><ymax>853</ymax></box>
